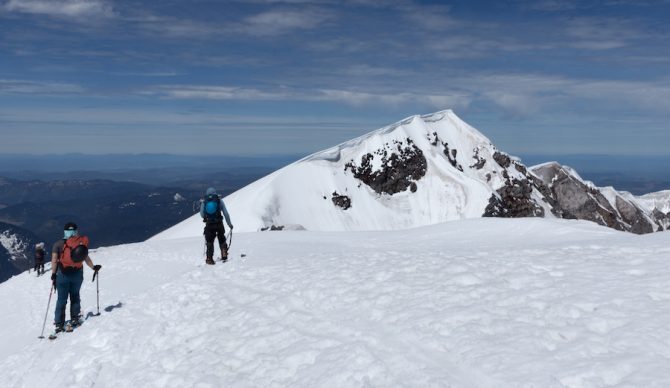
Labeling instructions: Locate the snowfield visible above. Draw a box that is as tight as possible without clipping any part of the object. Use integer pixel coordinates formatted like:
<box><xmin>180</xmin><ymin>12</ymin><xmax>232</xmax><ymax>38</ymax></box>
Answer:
<box><xmin>1</xmin><ymin>217</ymin><xmax>670</xmax><ymax>387</ymax></box>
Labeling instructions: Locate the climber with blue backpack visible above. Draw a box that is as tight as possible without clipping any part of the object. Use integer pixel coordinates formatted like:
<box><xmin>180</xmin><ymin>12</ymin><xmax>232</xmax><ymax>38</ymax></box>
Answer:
<box><xmin>200</xmin><ymin>187</ymin><xmax>234</xmax><ymax>265</ymax></box>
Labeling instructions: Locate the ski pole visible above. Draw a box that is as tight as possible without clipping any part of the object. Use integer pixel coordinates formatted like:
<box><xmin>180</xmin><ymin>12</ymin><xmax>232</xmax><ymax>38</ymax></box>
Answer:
<box><xmin>38</xmin><ymin>286</ymin><xmax>54</xmax><ymax>339</ymax></box>
<box><xmin>96</xmin><ymin>272</ymin><xmax>100</xmax><ymax>316</ymax></box>
<box><xmin>228</xmin><ymin>229</ymin><xmax>233</xmax><ymax>252</ymax></box>
<box><xmin>92</xmin><ymin>268</ymin><xmax>101</xmax><ymax>316</ymax></box>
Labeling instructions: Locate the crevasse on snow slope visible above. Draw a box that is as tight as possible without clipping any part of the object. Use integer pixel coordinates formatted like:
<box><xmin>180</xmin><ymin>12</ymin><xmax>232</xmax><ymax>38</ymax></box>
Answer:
<box><xmin>154</xmin><ymin>110</ymin><xmax>549</xmax><ymax>239</ymax></box>
<box><xmin>1</xmin><ymin>218</ymin><xmax>670</xmax><ymax>387</ymax></box>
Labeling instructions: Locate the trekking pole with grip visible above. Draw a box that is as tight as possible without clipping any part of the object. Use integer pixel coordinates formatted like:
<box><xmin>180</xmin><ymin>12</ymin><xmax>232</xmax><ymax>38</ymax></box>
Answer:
<box><xmin>38</xmin><ymin>286</ymin><xmax>54</xmax><ymax>339</ymax></box>
<box><xmin>228</xmin><ymin>228</ymin><xmax>233</xmax><ymax>253</ymax></box>
<box><xmin>92</xmin><ymin>265</ymin><xmax>101</xmax><ymax>316</ymax></box>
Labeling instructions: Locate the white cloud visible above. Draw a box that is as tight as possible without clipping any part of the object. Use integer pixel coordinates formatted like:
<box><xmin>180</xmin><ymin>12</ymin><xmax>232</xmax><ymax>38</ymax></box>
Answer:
<box><xmin>145</xmin><ymin>84</ymin><xmax>472</xmax><ymax>110</ymax></box>
<box><xmin>149</xmin><ymin>85</ymin><xmax>291</xmax><ymax>101</ymax></box>
<box><xmin>2</xmin><ymin>0</ymin><xmax>114</xmax><ymax>18</ymax></box>
<box><xmin>400</xmin><ymin>4</ymin><xmax>462</xmax><ymax>31</ymax></box>
<box><xmin>564</xmin><ymin>17</ymin><xmax>644</xmax><ymax>50</ymax></box>
<box><xmin>463</xmin><ymin>73</ymin><xmax>670</xmax><ymax>115</ymax></box>
<box><xmin>0</xmin><ymin>79</ymin><xmax>84</xmax><ymax>94</ymax></box>
<box><xmin>241</xmin><ymin>9</ymin><xmax>333</xmax><ymax>35</ymax></box>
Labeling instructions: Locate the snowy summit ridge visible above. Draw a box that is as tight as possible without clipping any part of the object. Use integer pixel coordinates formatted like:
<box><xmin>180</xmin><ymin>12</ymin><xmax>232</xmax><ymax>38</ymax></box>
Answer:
<box><xmin>156</xmin><ymin>110</ymin><xmax>667</xmax><ymax>239</ymax></box>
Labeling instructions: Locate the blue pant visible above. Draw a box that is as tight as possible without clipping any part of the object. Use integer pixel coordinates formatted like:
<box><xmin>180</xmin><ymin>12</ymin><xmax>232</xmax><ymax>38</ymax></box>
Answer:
<box><xmin>54</xmin><ymin>269</ymin><xmax>84</xmax><ymax>326</ymax></box>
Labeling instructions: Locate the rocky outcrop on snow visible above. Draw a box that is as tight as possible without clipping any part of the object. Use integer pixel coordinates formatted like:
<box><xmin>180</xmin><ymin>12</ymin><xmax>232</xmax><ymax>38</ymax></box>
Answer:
<box><xmin>344</xmin><ymin>138</ymin><xmax>426</xmax><ymax>195</ymax></box>
<box><xmin>483</xmin><ymin>178</ymin><xmax>545</xmax><ymax>218</ymax></box>
<box><xmin>482</xmin><ymin>152</ymin><xmax>557</xmax><ymax>219</ymax></box>
<box><xmin>652</xmin><ymin>209</ymin><xmax>670</xmax><ymax>230</ymax></box>
<box><xmin>531</xmin><ymin>163</ymin><xmax>661</xmax><ymax>234</ymax></box>
<box><xmin>331</xmin><ymin>192</ymin><xmax>352</xmax><ymax>210</ymax></box>
<box><xmin>154</xmin><ymin>109</ymin><xmax>668</xmax><ymax>238</ymax></box>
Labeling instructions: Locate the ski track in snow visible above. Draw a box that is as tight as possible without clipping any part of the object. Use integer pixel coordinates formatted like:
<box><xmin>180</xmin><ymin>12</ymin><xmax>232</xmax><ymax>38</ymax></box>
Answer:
<box><xmin>1</xmin><ymin>218</ymin><xmax>670</xmax><ymax>387</ymax></box>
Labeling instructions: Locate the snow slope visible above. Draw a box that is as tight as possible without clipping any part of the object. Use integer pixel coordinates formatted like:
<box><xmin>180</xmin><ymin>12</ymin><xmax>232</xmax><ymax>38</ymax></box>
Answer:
<box><xmin>637</xmin><ymin>190</ymin><xmax>670</xmax><ymax>213</ymax></box>
<box><xmin>155</xmin><ymin>110</ymin><xmax>551</xmax><ymax>239</ymax></box>
<box><xmin>0</xmin><ymin>222</ymin><xmax>39</xmax><ymax>283</ymax></box>
<box><xmin>2</xmin><ymin>218</ymin><xmax>670</xmax><ymax>387</ymax></box>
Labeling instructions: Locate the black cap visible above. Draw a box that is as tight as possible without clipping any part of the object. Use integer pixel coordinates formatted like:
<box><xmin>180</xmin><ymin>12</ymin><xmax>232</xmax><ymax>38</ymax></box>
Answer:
<box><xmin>64</xmin><ymin>222</ymin><xmax>78</xmax><ymax>231</ymax></box>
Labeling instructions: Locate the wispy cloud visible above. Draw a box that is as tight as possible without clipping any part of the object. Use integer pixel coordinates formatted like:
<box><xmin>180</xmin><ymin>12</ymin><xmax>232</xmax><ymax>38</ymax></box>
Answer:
<box><xmin>464</xmin><ymin>73</ymin><xmax>670</xmax><ymax>116</ymax></box>
<box><xmin>144</xmin><ymin>84</ymin><xmax>472</xmax><ymax>110</ymax></box>
<box><xmin>564</xmin><ymin>17</ymin><xmax>643</xmax><ymax>50</ymax></box>
<box><xmin>0</xmin><ymin>79</ymin><xmax>84</xmax><ymax>94</ymax></box>
<box><xmin>2</xmin><ymin>0</ymin><xmax>114</xmax><ymax>18</ymax></box>
<box><xmin>527</xmin><ymin>0</ymin><xmax>581</xmax><ymax>12</ymax></box>
<box><xmin>125</xmin><ymin>7</ymin><xmax>334</xmax><ymax>39</ymax></box>
<box><xmin>239</xmin><ymin>8</ymin><xmax>334</xmax><ymax>36</ymax></box>
<box><xmin>400</xmin><ymin>3</ymin><xmax>461</xmax><ymax>31</ymax></box>
<box><xmin>148</xmin><ymin>85</ymin><xmax>289</xmax><ymax>101</ymax></box>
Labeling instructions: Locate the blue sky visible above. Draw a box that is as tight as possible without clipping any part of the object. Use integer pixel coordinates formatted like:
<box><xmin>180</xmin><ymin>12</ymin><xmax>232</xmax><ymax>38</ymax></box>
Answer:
<box><xmin>1</xmin><ymin>0</ymin><xmax>669</xmax><ymax>156</ymax></box>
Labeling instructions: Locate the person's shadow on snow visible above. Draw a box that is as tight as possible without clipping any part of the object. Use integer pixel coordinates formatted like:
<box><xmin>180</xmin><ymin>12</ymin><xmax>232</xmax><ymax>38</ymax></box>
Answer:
<box><xmin>104</xmin><ymin>302</ymin><xmax>123</xmax><ymax>312</ymax></box>
<box><xmin>84</xmin><ymin>302</ymin><xmax>123</xmax><ymax>319</ymax></box>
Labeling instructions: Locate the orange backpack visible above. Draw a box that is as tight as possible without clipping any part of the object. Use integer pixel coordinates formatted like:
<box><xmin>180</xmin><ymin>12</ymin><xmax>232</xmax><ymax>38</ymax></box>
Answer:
<box><xmin>59</xmin><ymin>236</ymin><xmax>89</xmax><ymax>269</ymax></box>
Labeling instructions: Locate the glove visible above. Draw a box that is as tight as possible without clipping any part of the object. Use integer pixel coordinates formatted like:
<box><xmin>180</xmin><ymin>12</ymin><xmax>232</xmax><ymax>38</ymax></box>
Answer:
<box><xmin>92</xmin><ymin>265</ymin><xmax>101</xmax><ymax>282</ymax></box>
<box><xmin>51</xmin><ymin>273</ymin><xmax>57</xmax><ymax>288</ymax></box>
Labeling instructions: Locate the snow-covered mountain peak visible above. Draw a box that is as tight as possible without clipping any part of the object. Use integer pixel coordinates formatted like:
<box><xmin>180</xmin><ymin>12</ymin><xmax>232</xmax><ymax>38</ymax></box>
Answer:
<box><xmin>154</xmin><ymin>109</ymin><xmax>551</xmax><ymax>239</ymax></box>
<box><xmin>303</xmin><ymin>109</ymin><xmax>491</xmax><ymax>165</ymax></box>
<box><xmin>154</xmin><ymin>109</ymin><xmax>667</xmax><ymax>240</ymax></box>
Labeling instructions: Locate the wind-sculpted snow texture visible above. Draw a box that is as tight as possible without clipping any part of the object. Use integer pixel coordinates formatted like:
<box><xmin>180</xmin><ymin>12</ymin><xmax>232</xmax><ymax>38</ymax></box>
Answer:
<box><xmin>2</xmin><ymin>218</ymin><xmax>670</xmax><ymax>387</ymax></box>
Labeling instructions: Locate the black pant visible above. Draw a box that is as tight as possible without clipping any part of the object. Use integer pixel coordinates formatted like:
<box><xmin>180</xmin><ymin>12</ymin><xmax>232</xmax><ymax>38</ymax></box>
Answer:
<box><xmin>204</xmin><ymin>222</ymin><xmax>228</xmax><ymax>259</ymax></box>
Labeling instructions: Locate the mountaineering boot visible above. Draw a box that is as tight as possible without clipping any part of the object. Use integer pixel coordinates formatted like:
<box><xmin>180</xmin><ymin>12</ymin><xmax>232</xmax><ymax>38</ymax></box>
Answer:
<box><xmin>205</xmin><ymin>257</ymin><xmax>215</xmax><ymax>265</ymax></box>
<box><xmin>54</xmin><ymin>323</ymin><xmax>64</xmax><ymax>333</ymax></box>
<box><xmin>220</xmin><ymin>245</ymin><xmax>228</xmax><ymax>262</ymax></box>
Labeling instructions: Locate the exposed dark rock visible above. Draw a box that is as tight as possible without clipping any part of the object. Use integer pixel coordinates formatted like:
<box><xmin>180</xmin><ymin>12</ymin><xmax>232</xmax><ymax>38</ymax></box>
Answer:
<box><xmin>532</xmin><ymin>163</ymin><xmax>627</xmax><ymax>232</ymax></box>
<box><xmin>485</xmin><ymin>173</ymin><xmax>491</xmax><ymax>182</ymax></box>
<box><xmin>442</xmin><ymin>142</ymin><xmax>463</xmax><ymax>171</ymax></box>
<box><xmin>514</xmin><ymin>163</ymin><xmax>527</xmax><ymax>175</ymax></box>
<box><xmin>483</xmin><ymin>179</ymin><xmax>544</xmax><ymax>218</ymax></box>
<box><xmin>493</xmin><ymin>152</ymin><xmax>511</xmax><ymax>168</ymax></box>
<box><xmin>527</xmin><ymin>174</ymin><xmax>559</xmax><ymax>215</ymax></box>
<box><xmin>344</xmin><ymin>138</ymin><xmax>427</xmax><ymax>195</ymax></box>
<box><xmin>331</xmin><ymin>191</ymin><xmax>352</xmax><ymax>210</ymax></box>
<box><xmin>651</xmin><ymin>209</ymin><xmax>668</xmax><ymax>231</ymax></box>
<box><xmin>614</xmin><ymin>196</ymin><xmax>655</xmax><ymax>234</ymax></box>
<box><xmin>470</xmin><ymin>149</ymin><xmax>486</xmax><ymax>170</ymax></box>
<box><xmin>427</xmin><ymin>131</ymin><xmax>439</xmax><ymax>146</ymax></box>
<box><xmin>653</xmin><ymin>208</ymin><xmax>668</xmax><ymax>220</ymax></box>
<box><xmin>260</xmin><ymin>225</ymin><xmax>284</xmax><ymax>231</ymax></box>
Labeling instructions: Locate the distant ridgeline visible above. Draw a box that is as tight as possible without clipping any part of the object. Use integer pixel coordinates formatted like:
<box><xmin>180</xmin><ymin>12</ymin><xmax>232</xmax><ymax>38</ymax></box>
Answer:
<box><xmin>157</xmin><ymin>110</ymin><xmax>670</xmax><ymax>238</ymax></box>
<box><xmin>0</xmin><ymin>222</ymin><xmax>40</xmax><ymax>283</ymax></box>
